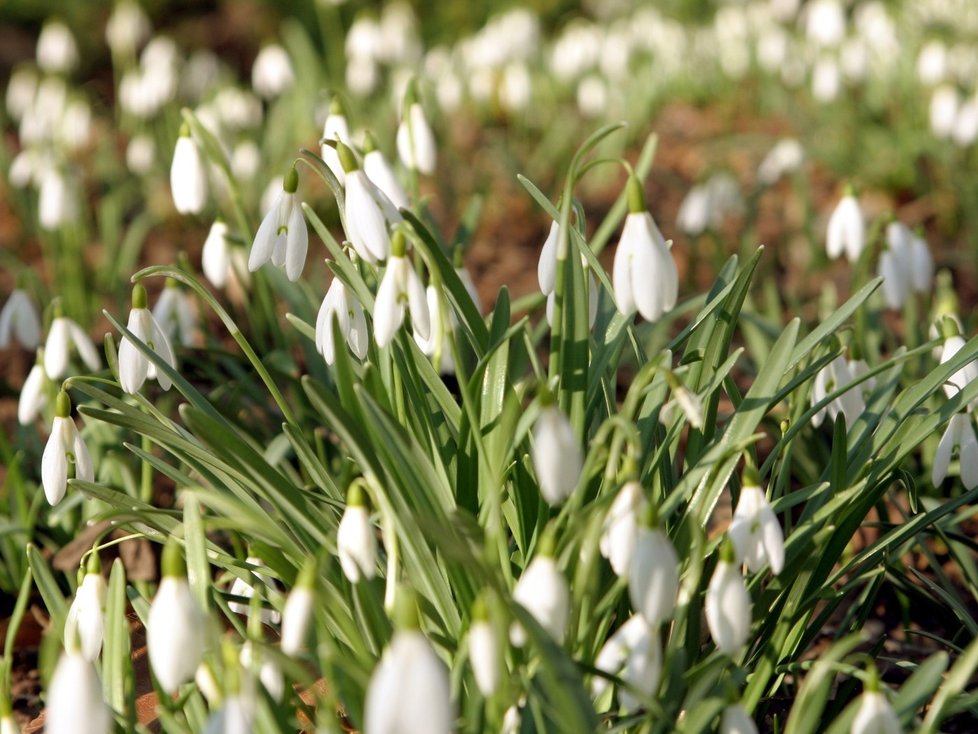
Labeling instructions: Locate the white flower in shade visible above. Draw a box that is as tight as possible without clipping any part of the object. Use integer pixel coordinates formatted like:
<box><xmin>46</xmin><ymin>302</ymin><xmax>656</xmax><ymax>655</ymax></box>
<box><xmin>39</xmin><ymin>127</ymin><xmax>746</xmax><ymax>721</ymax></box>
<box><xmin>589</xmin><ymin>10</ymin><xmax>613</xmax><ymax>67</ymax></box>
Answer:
<box><xmin>280</xmin><ymin>560</ymin><xmax>316</xmax><ymax>656</ymax></box>
<box><xmin>364</xmin><ymin>599</ymin><xmax>453</xmax><ymax>734</ymax></box>
<box><xmin>316</xmin><ymin>277</ymin><xmax>369</xmax><ymax>365</ymax></box>
<box><xmin>373</xmin><ymin>233</ymin><xmax>430</xmax><ymax>348</ymax></box>
<box><xmin>37</xmin><ymin>20</ymin><xmax>79</xmax><ymax>74</ymax></box>
<box><xmin>0</xmin><ymin>288</ymin><xmax>41</xmax><ymax>349</ymax></box>
<box><xmin>600</xmin><ymin>481</ymin><xmax>648</xmax><ymax>577</ymax></box>
<box><xmin>939</xmin><ymin>334</ymin><xmax>978</xmax><ymax>407</ymax></box>
<box><xmin>248</xmin><ymin>168</ymin><xmax>308</xmax><ymax>282</ymax></box>
<box><xmin>537</xmin><ymin>221</ymin><xmax>560</xmax><ymax>295</ymax></box>
<box><xmin>105</xmin><ymin>0</ymin><xmax>151</xmax><ymax>56</ymax></box>
<box><xmin>531</xmin><ymin>402</ymin><xmax>582</xmax><ymax>505</ymax></box>
<box><xmin>42</xmin><ymin>392</ymin><xmax>94</xmax><ymax>506</ymax></box>
<box><xmin>147</xmin><ymin>541</ymin><xmax>206</xmax><ymax>694</ymax></box>
<box><xmin>878</xmin><ymin>222</ymin><xmax>932</xmax><ymax>310</ymax></box>
<box><xmin>811</xmin><ymin>355</ymin><xmax>865</xmax><ymax>431</ymax></box>
<box><xmin>826</xmin><ymin>191</ymin><xmax>865</xmax><ymax>262</ymax></box>
<box><xmin>932</xmin><ymin>413</ymin><xmax>978</xmax><ymax>490</ymax></box>
<box><xmin>468</xmin><ymin>597</ymin><xmax>499</xmax><ymax>697</ymax></box>
<box><xmin>511</xmin><ymin>543</ymin><xmax>569</xmax><ymax>646</ymax></box>
<box><xmin>851</xmin><ymin>688</ymin><xmax>900</xmax><ymax>734</ymax></box>
<box><xmin>396</xmin><ymin>85</ymin><xmax>437</xmax><ymax>174</ymax></box>
<box><xmin>201</xmin><ymin>219</ymin><xmax>236</xmax><ymax>288</ymax></box>
<box><xmin>728</xmin><ymin>475</ymin><xmax>785</xmax><ymax>575</ymax></box>
<box><xmin>118</xmin><ymin>285</ymin><xmax>176</xmax><ymax>394</ymax></box>
<box><xmin>363</xmin><ymin>132</ymin><xmax>409</xmax><ymax>210</ymax></box>
<box><xmin>613</xmin><ymin>176</ymin><xmax>678</xmax><ymax>322</ymax></box>
<box><xmin>44</xmin><ymin>310</ymin><xmax>101</xmax><ymax>380</ymax></box>
<box><xmin>706</xmin><ymin>552</ymin><xmax>752</xmax><ymax>656</ymax></box>
<box><xmin>591</xmin><ymin>614</ymin><xmax>661</xmax><ymax>713</ymax></box>
<box><xmin>629</xmin><ymin>524</ymin><xmax>680</xmax><ymax>626</ymax></box>
<box><xmin>720</xmin><ymin>703</ymin><xmax>759</xmax><ymax>734</ymax></box>
<box><xmin>251</xmin><ymin>44</ymin><xmax>294</xmax><ymax>99</ymax></box>
<box><xmin>44</xmin><ymin>649</ymin><xmax>112</xmax><ymax>734</ymax></box>
<box><xmin>337</xmin><ymin>485</ymin><xmax>377</xmax><ymax>583</ymax></box>
<box><xmin>227</xmin><ymin>556</ymin><xmax>282</xmax><ymax>625</ymax></box>
<box><xmin>757</xmin><ymin>138</ymin><xmax>804</xmax><ymax>186</ymax></box>
<box><xmin>170</xmin><ymin>125</ymin><xmax>208</xmax><ymax>215</ymax></box>
<box><xmin>153</xmin><ymin>280</ymin><xmax>195</xmax><ymax>348</ymax></box>
<box><xmin>65</xmin><ymin>555</ymin><xmax>106</xmax><ymax>662</ymax></box>
<box><xmin>18</xmin><ymin>360</ymin><xmax>49</xmax><ymax>425</ymax></box>
<box><xmin>204</xmin><ymin>694</ymin><xmax>254</xmax><ymax>734</ymax></box>
<box><xmin>38</xmin><ymin>166</ymin><xmax>78</xmax><ymax>231</ymax></box>
<box><xmin>240</xmin><ymin>642</ymin><xmax>284</xmax><ymax>702</ymax></box>
<box><xmin>320</xmin><ymin>98</ymin><xmax>352</xmax><ymax>185</ymax></box>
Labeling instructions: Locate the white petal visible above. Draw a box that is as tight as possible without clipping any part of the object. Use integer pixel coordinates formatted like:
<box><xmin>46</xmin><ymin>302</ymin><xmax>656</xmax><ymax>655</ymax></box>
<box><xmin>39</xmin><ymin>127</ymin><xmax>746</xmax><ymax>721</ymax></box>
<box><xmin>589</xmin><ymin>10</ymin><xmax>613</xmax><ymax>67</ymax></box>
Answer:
<box><xmin>628</xmin><ymin>527</ymin><xmax>680</xmax><ymax>626</ymax></box>
<box><xmin>720</xmin><ymin>704</ymin><xmax>759</xmax><ymax>734</ymax></box>
<box><xmin>531</xmin><ymin>407</ymin><xmax>582</xmax><ymax>504</ymax></box>
<box><xmin>706</xmin><ymin>561</ymin><xmax>751</xmax><ymax>655</ymax></box>
<box><xmin>374</xmin><ymin>264</ymin><xmax>405</xmax><ymax>348</ymax></box>
<box><xmin>932</xmin><ymin>417</ymin><xmax>958</xmax><ymax>487</ymax></box>
<box><xmin>538</xmin><ymin>222</ymin><xmax>559</xmax><ymax>296</ymax></box>
<box><xmin>284</xmin><ymin>203</ymin><xmax>308</xmax><ymax>281</ymax></box>
<box><xmin>45</xmin><ymin>652</ymin><xmax>112</xmax><ymax>734</ymax></box>
<box><xmin>280</xmin><ymin>586</ymin><xmax>314</xmax><ymax>656</ymax></box>
<box><xmin>66</xmin><ymin>574</ymin><xmax>106</xmax><ymax>661</ymax></box>
<box><xmin>202</xmin><ymin>220</ymin><xmax>231</xmax><ymax>287</ymax></box>
<box><xmin>72</xmin><ymin>425</ymin><xmax>94</xmax><ymax>484</ymax></box>
<box><xmin>147</xmin><ymin>577</ymin><xmax>205</xmax><ymax>693</ymax></box>
<box><xmin>249</xmin><ymin>201</ymin><xmax>281</xmax><ymax>272</ymax></box>
<box><xmin>959</xmin><ymin>421</ymin><xmax>978</xmax><ymax>490</ymax></box>
<box><xmin>68</xmin><ymin>321</ymin><xmax>101</xmax><ymax>372</ymax></box>
<box><xmin>406</xmin><ymin>268</ymin><xmax>431</xmax><ymax>341</ymax></box>
<box><xmin>511</xmin><ymin>557</ymin><xmax>569</xmax><ymax>644</ymax></box>
<box><xmin>337</xmin><ymin>506</ymin><xmax>376</xmax><ymax>582</ymax></box>
<box><xmin>468</xmin><ymin>621</ymin><xmax>499</xmax><ymax>696</ymax></box>
<box><xmin>148</xmin><ymin>316</ymin><xmax>176</xmax><ymax>390</ymax></box>
<box><xmin>118</xmin><ymin>310</ymin><xmax>149</xmax><ymax>394</ymax></box>
<box><xmin>44</xmin><ymin>318</ymin><xmax>70</xmax><ymax>379</ymax></box>
<box><xmin>42</xmin><ymin>418</ymin><xmax>69</xmax><ymax>505</ymax></box>
<box><xmin>348</xmin><ymin>301</ymin><xmax>369</xmax><ymax>360</ymax></box>
<box><xmin>364</xmin><ymin>149</ymin><xmax>409</xmax><ymax>210</ymax></box>
<box><xmin>18</xmin><ymin>364</ymin><xmax>47</xmax><ymax>425</ymax></box>
<box><xmin>612</xmin><ymin>236</ymin><xmax>637</xmax><ymax>317</ymax></box>
<box><xmin>345</xmin><ymin>172</ymin><xmax>390</xmax><ymax>263</ymax></box>
<box><xmin>171</xmin><ymin>136</ymin><xmax>207</xmax><ymax>215</ymax></box>
<box><xmin>851</xmin><ymin>691</ymin><xmax>900</xmax><ymax>734</ymax></box>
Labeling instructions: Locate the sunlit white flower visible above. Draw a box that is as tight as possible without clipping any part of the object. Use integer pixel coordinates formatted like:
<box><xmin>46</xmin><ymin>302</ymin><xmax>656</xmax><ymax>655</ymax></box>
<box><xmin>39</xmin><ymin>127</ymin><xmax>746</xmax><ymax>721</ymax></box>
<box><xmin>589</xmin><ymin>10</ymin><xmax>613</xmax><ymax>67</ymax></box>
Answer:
<box><xmin>280</xmin><ymin>561</ymin><xmax>316</xmax><ymax>656</ymax></box>
<box><xmin>204</xmin><ymin>693</ymin><xmax>254</xmax><ymax>734</ymax></box>
<box><xmin>415</xmin><ymin>284</ymin><xmax>456</xmax><ymax>373</ymax></box>
<box><xmin>676</xmin><ymin>173</ymin><xmax>742</xmax><ymax>237</ymax></box>
<box><xmin>65</xmin><ymin>557</ymin><xmax>106</xmax><ymax>662</ymax></box>
<box><xmin>337</xmin><ymin>486</ymin><xmax>377</xmax><ymax>582</ymax></box>
<box><xmin>338</xmin><ymin>141</ymin><xmax>401</xmax><ymax>263</ymax></box>
<box><xmin>537</xmin><ymin>221</ymin><xmax>560</xmax><ymax>296</ymax></box>
<box><xmin>227</xmin><ymin>556</ymin><xmax>281</xmax><ymax>625</ymax></box>
<box><xmin>240</xmin><ymin>641</ymin><xmax>284</xmax><ymax>701</ymax></box>
<box><xmin>939</xmin><ymin>334</ymin><xmax>978</xmax><ymax>405</ymax></box>
<box><xmin>826</xmin><ymin>191</ymin><xmax>864</xmax><ymax>262</ymax></box>
<box><xmin>803</xmin><ymin>0</ymin><xmax>846</xmax><ymax>48</ymax></box>
<box><xmin>592</xmin><ymin>614</ymin><xmax>661</xmax><ymax>712</ymax></box>
<box><xmin>316</xmin><ymin>277</ymin><xmax>369</xmax><ymax>364</ymax></box>
<box><xmin>811</xmin><ymin>55</ymin><xmax>841</xmax><ymax>103</ymax></box>
<box><xmin>720</xmin><ymin>703</ymin><xmax>759</xmax><ymax>734</ymax></box>
<box><xmin>706</xmin><ymin>554</ymin><xmax>751</xmax><ymax>656</ymax></box>
<box><xmin>363</xmin><ymin>132</ymin><xmax>409</xmax><ymax>211</ymax></box>
<box><xmin>531</xmin><ymin>403</ymin><xmax>582</xmax><ymax>505</ymax></box>
<box><xmin>126</xmin><ymin>134</ymin><xmax>155</xmax><ymax>175</ymax></box>
<box><xmin>811</xmin><ymin>355</ymin><xmax>865</xmax><ymax>431</ymax></box>
<box><xmin>932</xmin><ymin>413</ymin><xmax>978</xmax><ymax>489</ymax></box>
<box><xmin>917</xmin><ymin>40</ymin><xmax>947</xmax><ymax>86</ymax></box>
<box><xmin>42</xmin><ymin>391</ymin><xmax>94</xmax><ymax>506</ymax></box>
<box><xmin>600</xmin><ymin>481</ymin><xmax>648</xmax><ymax>577</ymax></box>
<box><xmin>0</xmin><ymin>713</ymin><xmax>19</xmax><ymax>734</ymax></box>
<box><xmin>728</xmin><ymin>480</ymin><xmax>784</xmax><ymax>575</ymax></box>
<box><xmin>18</xmin><ymin>359</ymin><xmax>49</xmax><ymax>425</ymax></box>
<box><xmin>396</xmin><ymin>83</ymin><xmax>437</xmax><ymax>174</ymax></box>
<box><xmin>38</xmin><ymin>166</ymin><xmax>79</xmax><ymax>231</ymax></box>
<box><xmin>374</xmin><ymin>234</ymin><xmax>430</xmax><ymax>348</ymax></box>
<box><xmin>757</xmin><ymin>138</ymin><xmax>804</xmax><ymax>186</ymax></box>
<box><xmin>44</xmin><ymin>310</ymin><xmax>100</xmax><ymax>380</ymax></box>
<box><xmin>248</xmin><ymin>168</ymin><xmax>308</xmax><ymax>281</ymax></box>
<box><xmin>251</xmin><ymin>44</ymin><xmax>294</xmax><ymax>98</ymax></box>
<box><xmin>613</xmin><ymin>177</ymin><xmax>678</xmax><ymax>322</ymax></box>
<box><xmin>0</xmin><ymin>288</ymin><xmax>41</xmax><ymax>350</ymax></box>
<box><xmin>153</xmin><ymin>280</ymin><xmax>195</xmax><ymax>348</ymax></box>
<box><xmin>468</xmin><ymin>597</ymin><xmax>499</xmax><ymax>697</ymax></box>
<box><xmin>629</xmin><ymin>524</ymin><xmax>680</xmax><ymax>626</ymax></box>
<box><xmin>320</xmin><ymin>98</ymin><xmax>352</xmax><ymax>185</ymax></box>
<box><xmin>5</xmin><ymin>66</ymin><xmax>37</xmax><ymax>122</ymax></box>
<box><xmin>118</xmin><ymin>285</ymin><xmax>176</xmax><ymax>394</ymax></box>
<box><xmin>511</xmin><ymin>547</ymin><xmax>569</xmax><ymax>646</ymax></box>
<box><xmin>147</xmin><ymin>541</ymin><xmax>206</xmax><ymax>693</ymax></box>
<box><xmin>851</xmin><ymin>688</ymin><xmax>900</xmax><ymax>734</ymax></box>
<box><xmin>106</xmin><ymin>0</ymin><xmax>151</xmax><ymax>56</ymax></box>
<box><xmin>170</xmin><ymin>125</ymin><xmax>208</xmax><ymax>215</ymax></box>
<box><xmin>37</xmin><ymin>20</ymin><xmax>79</xmax><ymax>73</ymax></box>
<box><xmin>930</xmin><ymin>84</ymin><xmax>959</xmax><ymax>139</ymax></box>
<box><xmin>44</xmin><ymin>649</ymin><xmax>112</xmax><ymax>734</ymax></box>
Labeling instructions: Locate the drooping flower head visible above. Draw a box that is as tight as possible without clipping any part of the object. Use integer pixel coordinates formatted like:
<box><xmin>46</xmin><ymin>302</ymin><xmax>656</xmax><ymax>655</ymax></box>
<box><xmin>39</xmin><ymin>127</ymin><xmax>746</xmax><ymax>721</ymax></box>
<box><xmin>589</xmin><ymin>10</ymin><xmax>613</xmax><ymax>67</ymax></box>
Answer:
<box><xmin>851</xmin><ymin>668</ymin><xmax>901</xmax><ymax>734</ymax></box>
<box><xmin>705</xmin><ymin>539</ymin><xmax>752</xmax><ymax>656</ymax></box>
<box><xmin>320</xmin><ymin>97</ymin><xmax>352</xmax><ymax>185</ymax></box>
<box><xmin>467</xmin><ymin>594</ymin><xmax>500</xmax><ymax>697</ymax></box>
<box><xmin>152</xmin><ymin>278</ymin><xmax>196</xmax><ymax>348</ymax></box>
<box><xmin>44</xmin><ymin>301</ymin><xmax>101</xmax><ymax>380</ymax></box>
<box><xmin>118</xmin><ymin>284</ymin><xmax>177</xmax><ymax>394</ymax></box>
<box><xmin>363</xmin><ymin>130</ymin><xmax>409</xmax><ymax>211</ymax></box>
<box><xmin>315</xmin><ymin>276</ymin><xmax>369</xmax><ymax>365</ymax></box>
<box><xmin>170</xmin><ymin>123</ymin><xmax>208</xmax><ymax>215</ymax></box>
<box><xmin>373</xmin><ymin>229</ymin><xmax>430</xmax><ymax>348</ymax></box>
<box><xmin>531</xmin><ymin>390</ymin><xmax>582</xmax><ymax>505</ymax></box>
<box><xmin>338</xmin><ymin>140</ymin><xmax>401</xmax><ymax>264</ymax></box>
<box><xmin>337</xmin><ymin>484</ymin><xmax>377</xmax><ymax>583</ymax></box>
<box><xmin>42</xmin><ymin>391</ymin><xmax>94</xmax><ymax>506</ymax></box>
<box><xmin>248</xmin><ymin>166</ymin><xmax>308</xmax><ymax>281</ymax></box>
<box><xmin>628</xmin><ymin>504</ymin><xmax>680</xmax><ymax>627</ymax></box>
<box><xmin>65</xmin><ymin>552</ymin><xmax>107</xmax><ymax>662</ymax></box>
<box><xmin>727</xmin><ymin>466</ymin><xmax>785</xmax><ymax>575</ymax></box>
<box><xmin>600</xmin><ymin>480</ymin><xmax>648</xmax><ymax>577</ymax></box>
<box><xmin>396</xmin><ymin>79</ymin><xmax>437</xmax><ymax>175</ymax></box>
<box><xmin>826</xmin><ymin>186</ymin><xmax>864</xmax><ymax>262</ymax></box>
<box><xmin>280</xmin><ymin>557</ymin><xmax>317</xmax><ymax>656</ymax></box>
<box><xmin>0</xmin><ymin>286</ymin><xmax>41</xmax><ymax>350</ymax></box>
<box><xmin>511</xmin><ymin>529</ymin><xmax>570</xmax><ymax>646</ymax></box>
<box><xmin>591</xmin><ymin>613</ymin><xmax>662</xmax><ymax>713</ymax></box>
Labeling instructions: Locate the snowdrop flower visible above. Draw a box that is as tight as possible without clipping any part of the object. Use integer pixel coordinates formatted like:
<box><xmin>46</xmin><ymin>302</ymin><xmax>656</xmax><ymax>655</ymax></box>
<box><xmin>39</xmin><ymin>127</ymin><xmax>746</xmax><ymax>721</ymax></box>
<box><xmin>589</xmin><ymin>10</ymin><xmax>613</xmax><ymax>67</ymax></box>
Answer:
<box><xmin>18</xmin><ymin>356</ymin><xmax>49</xmax><ymax>425</ymax></box>
<box><xmin>201</xmin><ymin>219</ymin><xmax>238</xmax><ymax>288</ymax></box>
<box><xmin>728</xmin><ymin>469</ymin><xmax>784</xmax><ymax>575</ymax></box>
<box><xmin>930</xmin><ymin>85</ymin><xmax>959</xmax><ymax>139</ymax></box>
<box><xmin>364</xmin><ymin>591</ymin><xmax>454</xmax><ymax>734</ymax></box>
<box><xmin>706</xmin><ymin>543</ymin><xmax>752</xmax><ymax>656</ymax></box>
<box><xmin>613</xmin><ymin>176</ymin><xmax>678</xmax><ymax>322</ymax></box>
<box><xmin>126</xmin><ymin>134</ymin><xmax>155</xmax><ymax>175</ymax></box>
<box><xmin>316</xmin><ymin>276</ymin><xmax>369</xmax><ymax>364</ymax></box>
<box><xmin>851</xmin><ymin>675</ymin><xmax>900</xmax><ymax>734</ymax></box>
<box><xmin>600</xmin><ymin>481</ymin><xmax>648</xmax><ymax>577</ymax></box>
<box><xmin>511</xmin><ymin>534</ymin><xmax>569</xmax><ymax>646</ymax></box>
<box><xmin>811</xmin><ymin>355</ymin><xmax>865</xmax><ymax>431</ymax></box>
<box><xmin>227</xmin><ymin>556</ymin><xmax>281</xmax><ymax>625</ymax></box>
<box><xmin>320</xmin><ymin>98</ymin><xmax>352</xmax><ymax>185</ymax></box>
<box><xmin>537</xmin><ymin>221</ymin><xmax>560</xmax><ymax>296</ymax></box>
<box><xmin>0</xmin><ymin>712</ymin><xmax>18</xmax><ymax>734</ymax></box>
<box><xmin>204</xmin><ymin>694</ymin><xmax>254</xmax><ymax>734</ymax></box>
<box><xmin>280</xmin><ymin>559</ymin><xmax>316</xmax><ymax>656</ymax></box>
<box><xmin>65</xmin><ymin>554</ymin><xmax>106</xmax><ymax>662</ymax></box>
<box><xmin>42</xmin><ymin>391</ymin><xmax>94</xmax><ymax>506</ymax></box>
<box><xmin>118</xmin><ymin>285</ymin><xmax>176</xmax><ymax>394</ymax></box>
<box><xmin>147</xmin><ymin>539</ymin><xmax>206</xmax><ymax>693</ymax></box>
<box><xmin>415</xmin><ymin>284</ymin><xmax>455</xmax><ymax>374</ymax></box>
<box><xmin>0</xmin><ymin>288</ymin><xmax>41</xmax><ymax>349</ymax></box>
<box><xmin>337</xmin><ymin>485</ymin><xmax>377</xmax><ymax>583</ymax></box>
<box><xmin>803</xmin><ymin>0</ymin><xmax>846</xmax><ymax>48</ymax></box>
<box><xmin>663</xmin><ymin>373</ymin><xmax>705</xmax><ymax>430</ymax></box>
<box><xmin>338</xmin><ymin>141</ymin><xmax>401</xmax><ymax>263</ymax></box>
<box><xmin>932</xmin><ymin>413</ymin><xmax>978</xmax><ymax>490</ymax></box>
<box><xmin>251</xmin><ymin>44</ymin><xmax>294</xmax><ymax>99</ymax></box>
<box><xmin>531</xmin><ymin>398</ymin><xmax>582</xmax><ymax>505</ymax></box>
<box><xmin>240</xmin><ymin>641</ymin><xmax>284</xmax><ymax>702</ymax></box>
<box><xmin>170</xmin><ymin>124</ymin><xmax>208</xmax><ymax>215</ymax></box>
<box><xmin>373</xmin><ymin>230</ymin><xmax>430</xmax><ymax>348</ymax></box>
<box><xmin>5</xmin><ymin>65</ymin><xmax>37</xmax><ymax>122</ymax></box>
<box><xmin>757</xmin><ymin>138</ymin><xmax>804</xmax><ymax>186</ymax></box>
<box><xmin>467</xmin><ymin>595</ymin><xmax>499</xmax><ymax>696</ymax></box>
<box><xmin>676</xmin><ymin>173</ymin><xmax>742</xmax><ymax>237</ymax></box>
<box><xmin>826</xmin><ymin>189</ymin><xmax>865</xmax><ymax>262</ymax></box>
<box><xmin>878</xmin><ymin>222</ymin><xmax>913</xmax><ymax>310</ymax></box>
<box><xmin>592</xmin><ymin>614</ymin><xmax>661</xmax><ymax>713</ymax></box>
<box><xmin>720</xmin><ymin>703</ymin><xmax>759</xmax><ymax>734</ymax></box>
<box><xmin>363</xmin><ymin>131</ymin><xmax>409</xmax><ymax>210</ymax></box>
<box><xmin>153</xmin><ymin>279</ymin><xmax>195</xmax><ymax>348</ymax></box>
<box><xmin>629</xmin><ymin>513</ymin><xmax>680</xmax><ymax>626</ymax></box>
<box><xmin>38</xmin><ymin>166</ymin><xmax>79</xmax><ymax>231</ymax></box>
<box><xmin>37</xmin><ymin>20</ymin><xmax>79</xmax><ymax>74</ymax></box>
<box><xmin>248</xmin><ymin>167</ymin><xmax>308</xmax><ymax>281</ymax></box>
<box><xmin>939</xmin><ymin>330</ymin><xmax>978</xmax><ymax>406</ymax></box>
<box><xmin>396</xmin><ymin>81</ymin><xmax>437</xmax><ymax>174</ymax></box>
<box><xmin>44</xmin><ymin>648</ymin><xmax>112</xmax><ymax>734</ymax></box>
<box><xmin>811</xmin><ymin>56</ymin><xmax>841</xmax><ymax>103</ymax></box>
<box><xmin>106</xmin><ymin>0</ymin><xmax>151</xmax><ymax>56</ymax></box>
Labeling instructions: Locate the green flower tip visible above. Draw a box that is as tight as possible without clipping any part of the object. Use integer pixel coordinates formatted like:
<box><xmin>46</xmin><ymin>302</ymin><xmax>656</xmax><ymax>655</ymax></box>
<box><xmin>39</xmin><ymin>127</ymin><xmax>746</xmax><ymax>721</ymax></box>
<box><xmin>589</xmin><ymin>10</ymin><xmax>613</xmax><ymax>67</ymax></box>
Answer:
<box><xmin>296</xmin><ymin>556</ymin><xmax>317</xmax><ymax>590</ymax></box>
<box><xmin>390</xmin><ymin>228</ymin><xmax>407</xmax><ymax>258</ymax></box>
<box><xmin>132</xmin><ymin>283</ymin><xmax>148</xmax><ymax>310</ymax></box>
<box><xmin>393</xmin><ymin>587</ymin><xmax>421</xmax><ymax>631</ymax></box>
<box><xmin>402</xmin><ymin>78</ymin><xmax>419</xmax><ymax>108</ymax></box>
<box><xmin>640</xmin><ymin>501</ymin><xmax>660</xmax><ymax>529</ymax></box>
<box><xmin>0</xmin><ymin>689</ymin><xmax>11</xmax><ymax>717</ymax></box>
<box><xmin>283</xmin><ymin>166</ymin><xmax>299</xmax><ymax>194</ymax></box>
<box><xmin>347</xmin><ymin>483</ymin><xmax>367</xmax><ymax>508</ymax></box>
<box><xmin>329</xmin><ymin>96</ymin><xmax>346</xmax><ymax>117</ymax></box>
<box><xmin>779</xmin><ymin>418</ymin><xmax>790</xmax><ymax>436</ymax></box>
<box><xmin>742</xmin><ymin>464</ymin><xmax>761</xmax><ymax>488</ymax></box>
<box><xmin>52</xmin><ymin>297</ymin><xmax>64</xmax><ymax>319</ymax></box>
<box><xmin>14</xmin><ymin>272</ymin><xmax>29</xmax><ymax>289</ymax></box>
<box><xmin>626</xmin><ymin>175</ymin><xmax>646</xmax><ymax>214</ymax></box>
<box><xmin>178</xmin><ymin>122</ymin><xmax>191</xmax><ymax>138</ymax></box>
<box><xmin>55</xmin><ymin>390</ymin><xmax>71</xmax><ymax>418</ymax></box>
<box><xmin>452</xmin><ymin>247</ymin><xmax>464</xmax><ymax>269</ymax></box>
<box><xmin>86</xmin><ymin>550</ymin><xmax>102</xmax><ymax>575</ymax></box>
<box><xmin>537</xmin><ymin>384</ymin><xmax>556</xmax><ymax>408</ymax></box>
<box><xmin>362</xmin><ymin>130</ymin><xmax>378</xmax><ymax>154</ymax></box>
<box><xmin>336</xmin><ymin>140</ymin><xmax>359</xmax><ymax>174</ymax></box>
<box><xmin>719</xmin><ymin>536</ymin><xmax>736</xmax><ymax>563</ymax></box>
<box><xmin>940</xmin><ymin>315</ymin><xmax>961</xmax><ymax>339</ymax></box>
<box><xmin>164</xmin><ymin>277</ymin><xmax>179</xmax><ymax>290</ymax></box>
<box><xmin>471</xmin><ymin>593</ymin><xmax>490</xmax><ymax>622</ymax></box>
<box><xmin>620</xmin><ymin>456</ymin><xmax>639</xmax><ymax>482</ymax></box>
<box><xmin>864</xmin><ymin>664</ymin><xmax>881</xmax><ymax>693</ymax></box>
<box><xmin>537</xmin><ymin>526</ymin><xmax>558</xmax><ymax>558</ymax></box>
<box><xmin>161</xmin><ymin>537</ymin><xmax>187</xmax><ymax>578</ymax></box>
<box><xmin>843</xmin><ymin>182</ymin><xmax>856</xmax><ymax>198</ymax></box>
